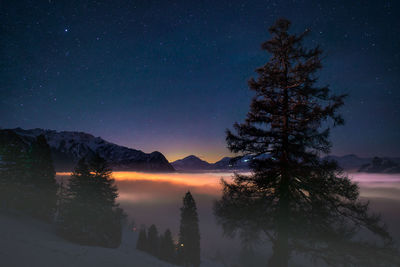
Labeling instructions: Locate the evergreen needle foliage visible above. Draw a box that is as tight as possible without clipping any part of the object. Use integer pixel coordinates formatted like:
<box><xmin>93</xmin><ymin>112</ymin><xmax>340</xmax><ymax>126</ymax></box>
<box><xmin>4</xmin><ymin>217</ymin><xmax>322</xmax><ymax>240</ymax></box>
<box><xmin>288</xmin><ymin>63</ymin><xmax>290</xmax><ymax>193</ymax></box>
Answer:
<box><xmin>27</xmin><ymin>135</ymin><xmax>57</xmax><ymax>222</ymax></box>
<box><xmin>0</xmin><ymin>130</ymin><xmax>31</xmax><ymax>210</ymax></box>
<box><xmin>178</xmin><ymin>191</ymin><xmax>200</xmax><ymax>267</ymax></box>
<box><xmin>0</xmin><ymin>132</ymin><xmax>57</xmax><ymax>221</ymax></box>
<box><xmin>136</xmin><ymin>227</ymin><xmax>148</xmax><ymax>251</ymax></box>
<box><xmin>159</xmin><ymin>229</ymin><xmax>176</xmax><ymax>264</ymax></box>
<box><xmin>147</xmin><ymin>224</ymin><xmax>160</xmax><ymax>256</ymax></box>
<box><xmin>214</xmin><ymin>18</ymin><xmax>399</xmax><ymax>267</ymax></box>
<box><xmin>57</xmin><ymin>153</ymin><xmax>124</xmax><ymax>248</ymax></box>
<box><xmin>136</xmin><ymin>225</ymin><xmax>177</xmax><ymax>265</ymax></box>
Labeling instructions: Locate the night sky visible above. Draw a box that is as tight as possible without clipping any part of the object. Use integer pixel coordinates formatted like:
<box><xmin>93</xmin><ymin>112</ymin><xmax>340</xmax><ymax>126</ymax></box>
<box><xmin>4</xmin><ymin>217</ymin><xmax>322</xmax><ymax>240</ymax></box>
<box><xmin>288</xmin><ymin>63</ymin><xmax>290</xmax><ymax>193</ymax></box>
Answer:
<box><xmin>1</xmin><ymin>0</ymin><xmax>399</xmax><ymax>162</ymax></box>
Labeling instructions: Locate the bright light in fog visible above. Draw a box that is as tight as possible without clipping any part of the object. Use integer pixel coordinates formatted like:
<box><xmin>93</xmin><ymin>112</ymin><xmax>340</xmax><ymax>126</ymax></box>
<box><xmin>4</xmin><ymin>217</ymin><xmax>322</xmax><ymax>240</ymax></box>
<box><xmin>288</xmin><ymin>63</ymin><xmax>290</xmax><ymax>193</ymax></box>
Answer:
<box><xmin>57</xmin><ymin>171</ymin><xmax>236</xmax><ymax>189</ymax></box>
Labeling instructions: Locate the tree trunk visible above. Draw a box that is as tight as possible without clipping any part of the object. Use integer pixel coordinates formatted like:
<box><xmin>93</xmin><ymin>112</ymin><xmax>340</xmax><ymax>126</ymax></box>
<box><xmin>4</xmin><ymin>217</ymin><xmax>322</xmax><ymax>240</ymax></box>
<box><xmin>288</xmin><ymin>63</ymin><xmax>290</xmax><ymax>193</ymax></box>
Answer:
<box><xmin>268</xmin><ymin>46</ymin><xmax>290</xmax><ymax>267</ymax></box>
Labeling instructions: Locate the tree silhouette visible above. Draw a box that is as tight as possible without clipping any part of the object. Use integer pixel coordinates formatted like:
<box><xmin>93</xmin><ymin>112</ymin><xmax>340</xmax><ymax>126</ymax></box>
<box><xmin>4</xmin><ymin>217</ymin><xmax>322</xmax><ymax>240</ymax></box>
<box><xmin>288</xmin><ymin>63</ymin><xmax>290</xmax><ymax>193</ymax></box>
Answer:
<box><xmin>0</xmin><ymin>132</ymin><xmax>56</xmax><ymax>221</ymax></box>
<box><xmin>136</xmin><ymin>226</ymin><xmax>148</xmax><ymax>251</ymax></box>
<box><xmin>147</xmin><ymin>224</ymin><xmax>160</xmax><ymax>256</ymax></box>
<box><xmin>214</xmin><ymin>18</ymin><xmax>399</xmax><ymax>266</ymax></box>
<box><xmin>57</xmin><ymin>153</ymin><xmax>124</xmax><ymax>248</ymax></box>
<box><xmin>159</xmin><ymin>229</ymin><xmax>176</xmax><ymax>264</ymax></box>
<box><xmin>27</xmin><ymin>134</ymin><xmax>57</xmax><ymax>222</ymax></box>
<box><xmin>0</xmin><ymin>130</ymin><xmax>31</xmax><ymax>210</ymax></box>
<box><xmin>178</xmin><ymin>191</ymin><xmax>200</xmax><ymax>267</ymax></box>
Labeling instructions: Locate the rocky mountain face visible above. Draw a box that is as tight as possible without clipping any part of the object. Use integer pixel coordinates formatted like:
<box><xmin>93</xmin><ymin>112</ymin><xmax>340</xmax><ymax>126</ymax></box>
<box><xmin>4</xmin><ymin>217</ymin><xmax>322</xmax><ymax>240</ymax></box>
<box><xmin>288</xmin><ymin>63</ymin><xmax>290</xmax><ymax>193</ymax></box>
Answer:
<box><xmin>1</xmin><ymin>128</ymin><xmax>174</xmax><ymax>172</ymax></box>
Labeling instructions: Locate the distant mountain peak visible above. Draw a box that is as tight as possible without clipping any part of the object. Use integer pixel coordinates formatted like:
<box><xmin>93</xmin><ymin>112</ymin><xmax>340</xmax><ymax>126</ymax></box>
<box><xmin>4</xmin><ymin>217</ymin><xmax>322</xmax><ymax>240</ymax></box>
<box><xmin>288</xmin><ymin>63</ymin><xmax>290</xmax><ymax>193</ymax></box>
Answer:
<box><xmin>183</xmin><ymin>155</ymin><xmax>206</xmax><ymax>161</ymax></box>
<box><xmin>171</xmin><ymin>153</ymin><xmax>400</xmax><ymax>173</ymax></box>
<box><xmin>358</xmin><ymin>156</ymin><xmax>400</xmax><ymax>173</ymax></box>
<box><xmin>171</xmin><ymin>155</ymin><xmax>212</xmax><ymax>171</ymax></box>
<box><xmin>171</xmin><ymin>154</ymin><xmax>251</xmax><ymax>171</ymax></box>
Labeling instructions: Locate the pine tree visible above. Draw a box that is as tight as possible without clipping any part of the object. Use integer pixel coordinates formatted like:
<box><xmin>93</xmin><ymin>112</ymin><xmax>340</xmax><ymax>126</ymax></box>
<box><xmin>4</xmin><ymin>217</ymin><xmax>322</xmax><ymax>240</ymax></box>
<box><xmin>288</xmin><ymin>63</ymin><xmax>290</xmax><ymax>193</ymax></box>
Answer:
<box><xmin>57</xmin><ymin>158</ymin><xmax>93</xmax><ymax>243</ymax></box>
<box><xmin>214</xmin><ymin>18</ymin><xmax>399</xmax><ymax>266</ymax></box>
<box><xmin>159</xmin><ymin>229</ymin><xmax>176</xmax><ymax>264</ymax></box>
<box><xmin>27</xmin><ymin>134</ymin><xmax>57</xmax><ymax>222</ymax></box>
<box><xmin>0</xmin><ymin>132</ymin><xmax>57</xmax><ymax>219</ymax></box>
<box><xmin>136</xmin><ymin>227</ymin><xmax>148</xmax><ymax>251</ymax></box>
<box><xmin>88</xmin><ymin>153</ymin><xmax>124</xmax><ymax>247</ymax></box>
<box><xmin>57</xmin><ymin>153</ymin><xmax>124</xmax><ymax>248</ymax></box>
<box><xmin>147</xmin><ymin>224</ymin><xmax>160</xmax><ymax>257</ymax></box>
<box><xmin>178</xmin><ymin>191</ymin><xmax>200</xmax><ymax>267</ymax></box>
<box><xmin>0</xmin><ymin>130</ymin><xmax>31</xmax><ymax>210</ymax></box>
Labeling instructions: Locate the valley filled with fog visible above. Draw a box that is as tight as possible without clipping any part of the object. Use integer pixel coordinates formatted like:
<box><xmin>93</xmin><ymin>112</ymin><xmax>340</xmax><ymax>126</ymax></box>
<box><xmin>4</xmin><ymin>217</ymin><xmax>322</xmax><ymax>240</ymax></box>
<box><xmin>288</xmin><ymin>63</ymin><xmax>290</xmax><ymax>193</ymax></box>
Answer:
<box><xmin>84</xmin><ymin>171</ymin><xmax>400</xmax><ymax>264</ymax></box>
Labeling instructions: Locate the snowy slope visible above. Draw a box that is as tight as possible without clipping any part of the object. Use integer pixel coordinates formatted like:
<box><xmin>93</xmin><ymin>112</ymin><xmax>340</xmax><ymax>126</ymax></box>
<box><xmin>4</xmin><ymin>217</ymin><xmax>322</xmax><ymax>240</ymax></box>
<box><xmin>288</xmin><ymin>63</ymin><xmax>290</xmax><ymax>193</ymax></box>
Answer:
<box><xmin>0</xmin><ymin>212</ymin><xmax>175</xmax><ymax>267</ymax></box>
<box><xmin>0</xmin><ymin>212</ymin><xmax>223</xmax><ymax>267</ymax></box>
<box><xmin>4</xmin><ymin>128</ymin><xmax>174</xmax><ymax>172</ymax></box>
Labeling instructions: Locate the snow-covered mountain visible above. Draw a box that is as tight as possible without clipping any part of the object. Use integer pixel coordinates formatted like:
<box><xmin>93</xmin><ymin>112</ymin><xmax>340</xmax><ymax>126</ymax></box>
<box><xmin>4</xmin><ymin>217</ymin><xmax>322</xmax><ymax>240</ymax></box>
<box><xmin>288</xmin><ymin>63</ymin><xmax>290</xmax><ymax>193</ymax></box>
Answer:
<box><xmin>2</xmin><ymin>128</ymin><xmax>174</xmax><ymax>172</ymax></box>
<box><xmin>212</xmin><ymin>155</ymin><xmax>253</xmax><ymax>170</ymax></box>
<box><xmin>358</xmin><ymin>157</ymin><xmax>400</xmax><ymax>173</ymax></box>
<box><xmin>323</xmin><ymin>154</ymin><xmax>371</xmax><ymax>171</ymax></box>
<box><xmin>171</xmin><ymin>154</ymin><xmax>400</xmax><ymax>173</ymax></box>
<box><xmin>171</xmin><ymin>155</ymin><xmax>212</xmax><ymax>171</ymax></box>
<box><xmin>171</xmin><ymin>155</ymin><xmax>252</xmax><ymax>171</ymax></box>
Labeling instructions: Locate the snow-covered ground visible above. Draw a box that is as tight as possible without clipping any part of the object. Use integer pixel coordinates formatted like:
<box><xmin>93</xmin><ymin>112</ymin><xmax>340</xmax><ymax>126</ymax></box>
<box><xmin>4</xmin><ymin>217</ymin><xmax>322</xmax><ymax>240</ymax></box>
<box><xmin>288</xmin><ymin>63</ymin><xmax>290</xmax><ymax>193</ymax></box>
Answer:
<box><xmin>0</xmin><ymin>212</ymin><xmax>176</xmax><ymax>267</ymax></box>
<box><xmin>0</xmin><ymin>212</ymin><xmax>222</xmax><ymax>267</ymax></box>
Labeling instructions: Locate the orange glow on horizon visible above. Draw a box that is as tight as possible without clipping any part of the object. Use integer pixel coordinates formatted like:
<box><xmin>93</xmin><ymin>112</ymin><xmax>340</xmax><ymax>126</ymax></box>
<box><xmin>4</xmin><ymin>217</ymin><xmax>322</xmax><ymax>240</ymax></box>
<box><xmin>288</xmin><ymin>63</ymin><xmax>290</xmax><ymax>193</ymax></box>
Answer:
<box><xmin>113</xmin><ymin>171</ymin><xmax>229</xmax><ymax>187</ymax></box>
<box><xmin>57</xmin><ymin>171</ymin><xmax>234</xmax><ymax>188</ymax></box>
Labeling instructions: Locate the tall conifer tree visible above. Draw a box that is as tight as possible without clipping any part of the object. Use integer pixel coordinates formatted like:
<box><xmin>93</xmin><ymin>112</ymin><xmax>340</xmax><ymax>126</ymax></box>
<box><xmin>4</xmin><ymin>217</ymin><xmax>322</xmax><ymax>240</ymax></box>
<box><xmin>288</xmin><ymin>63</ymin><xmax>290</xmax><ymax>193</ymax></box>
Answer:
<box><xmin>178</xmin><ymin>191</ymin><xmax>200</xmax><ymax>267</ymax></box>
<box><xmin>58</xmin><ymin>153</ymin><xmax>124</xmax><ymax>248</ymax></box>
<box><xmin>57</xmin><ymin>158</ymin><xmax>93</xmax><ymax>243</ymax></box>
<box><xmin>214</xmin><ymin>18</ymin><xmax>398</xmax><ymax>266</ymax></box>
<box><xmin>0</xmin><ymin>130</ymin><xmax>30</xmax><ymax>209</ymax></box>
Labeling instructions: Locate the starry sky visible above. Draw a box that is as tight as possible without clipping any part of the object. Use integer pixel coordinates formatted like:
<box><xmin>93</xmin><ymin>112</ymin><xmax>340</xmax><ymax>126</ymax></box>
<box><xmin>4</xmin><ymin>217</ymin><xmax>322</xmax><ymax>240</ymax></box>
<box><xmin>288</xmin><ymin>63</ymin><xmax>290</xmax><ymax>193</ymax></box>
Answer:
<box><xmin>1</xmin><ymin>0</ymin><xmax>399</xmax><ymax>162</ymax></box>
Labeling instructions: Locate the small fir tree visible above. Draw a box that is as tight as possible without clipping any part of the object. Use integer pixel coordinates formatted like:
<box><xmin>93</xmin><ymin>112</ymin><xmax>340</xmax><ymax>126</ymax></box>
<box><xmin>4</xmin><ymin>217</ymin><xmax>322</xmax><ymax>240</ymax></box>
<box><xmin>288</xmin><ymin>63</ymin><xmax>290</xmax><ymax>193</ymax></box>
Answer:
<box><xmin>147</xmin><ymin>224</ymin><xmax>160</xmax><ymax>256</ymax></box>
<box><xmin>136</xmin><ymin>227</ymin><xmax>148</xmax><ymax>251</ymax></box>
<box><xmin>159</xmin><ymin>229</ymin><xmax>176</xmax><ymax>264</ymax></box>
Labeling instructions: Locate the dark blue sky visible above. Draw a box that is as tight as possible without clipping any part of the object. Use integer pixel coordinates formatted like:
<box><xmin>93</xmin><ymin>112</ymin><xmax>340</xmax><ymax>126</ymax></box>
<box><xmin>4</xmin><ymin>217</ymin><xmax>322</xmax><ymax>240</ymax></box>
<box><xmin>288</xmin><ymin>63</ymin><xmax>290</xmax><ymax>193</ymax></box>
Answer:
<box><xmin>1</xmin><ymin>0</ymin><xmax>399</xmax><ymax>162</ymax></box>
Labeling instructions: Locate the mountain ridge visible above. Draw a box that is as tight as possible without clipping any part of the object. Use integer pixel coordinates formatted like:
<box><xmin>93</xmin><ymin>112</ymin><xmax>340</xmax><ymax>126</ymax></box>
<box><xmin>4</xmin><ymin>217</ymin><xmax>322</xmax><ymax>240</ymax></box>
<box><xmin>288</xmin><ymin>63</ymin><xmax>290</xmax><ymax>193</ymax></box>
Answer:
<box><xmin>171</xmin><ymin>155</ymin><xmax>251</xmax><ymax>171</ymax></box>
<box><xmin>1</xmin><ymin>128</ymin><xmax>174</xmax><ymax>172</ymax></box>
<box><xmin>171</xmin><ymin>154</ymin><xmax>400</xmax><ymax>173</ymax></box>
